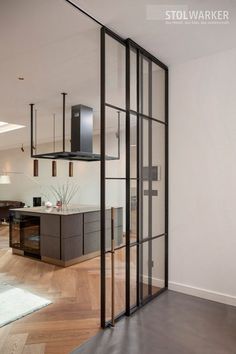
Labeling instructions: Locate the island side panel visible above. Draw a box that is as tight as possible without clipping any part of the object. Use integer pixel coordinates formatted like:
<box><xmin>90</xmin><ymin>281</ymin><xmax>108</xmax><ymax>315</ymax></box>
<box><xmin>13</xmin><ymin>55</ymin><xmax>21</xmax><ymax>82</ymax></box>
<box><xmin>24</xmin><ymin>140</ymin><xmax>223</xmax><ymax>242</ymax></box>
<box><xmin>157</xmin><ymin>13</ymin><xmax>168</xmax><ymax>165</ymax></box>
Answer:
<box><xmin>40</xmin><ymin>214</ymin><xmax>61</xmax><ymax>260</ymax></box>
<box><xmin>61</xmin><ymin>214</ymin><xmax>83</xmax><ymax>261</ymax></box>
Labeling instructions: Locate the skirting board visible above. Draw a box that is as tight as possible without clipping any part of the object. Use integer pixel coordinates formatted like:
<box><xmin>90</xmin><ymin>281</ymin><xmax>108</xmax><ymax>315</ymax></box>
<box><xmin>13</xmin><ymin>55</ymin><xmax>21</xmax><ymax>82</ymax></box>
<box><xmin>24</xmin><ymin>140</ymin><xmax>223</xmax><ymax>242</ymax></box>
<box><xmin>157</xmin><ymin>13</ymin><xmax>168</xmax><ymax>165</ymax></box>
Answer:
<box><xmin>168</xmin><ymin>281</ymin><xmax>236</xmax><ymax>307</ymax></box>
<box><xmin>143</xmin><ymin>275</ymin><xmax>165</xmax><ymax>288</ymax></box>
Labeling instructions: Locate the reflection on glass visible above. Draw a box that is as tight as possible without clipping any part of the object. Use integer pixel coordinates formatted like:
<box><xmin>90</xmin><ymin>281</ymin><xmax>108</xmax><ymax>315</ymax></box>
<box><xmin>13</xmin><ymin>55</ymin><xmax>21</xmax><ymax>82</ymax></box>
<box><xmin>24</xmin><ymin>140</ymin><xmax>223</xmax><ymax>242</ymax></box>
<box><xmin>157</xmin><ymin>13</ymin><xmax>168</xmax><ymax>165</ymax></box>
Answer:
<box><xmin>152</xmin><ymin>122</ymin><xmax>165</xmax><ymax>236</ymax></box>
<box><xmin>130</xmin><ymin>180</ymin><xmax>137</xmax><ymax>243</ymax></box>
<box><xmin>140</xmin><ymin>236</ymin><xmax>165</xmax><ymax>301</ymax></box>
<box><xmin>105</xmin><ymin>107</ymin><xmax>126</xmax><ymax>178</ymax></box>
<box><xmin>130</xmin><ymin>48</ymin><xmax>137</xmax><ymax>111</ymax></box>
<box><xmin>105</xmin><ymin>34</ymin><xmax>126</xmax><ymax>109</ymax></box>
<box><xmin>130</xmin><ymin>114</ymin><xmax>137</xmax><ymax>179</ymax></box>
<box><xmin>105</xmin><ymin>180</ymin><xmax>126</xmax><ymax>248</ymax></box>
<box><xmin>105</xmin><ymin>247</ymin><xmax>126</xmax><ymax>322</ymax></box>
<box><xmin>152</xmin><ymin>63</ymin><xmax>165</xmax><ymax>121</ymax></box>
<box><xmin>130</xmin><ymin>245</ymin><xmax>137</xmax><ymax>307</ymax></box>
<box><xmin>141</xmin><ymin>57</ymin><xmax>150</xmax><ymax>116</ymax></box>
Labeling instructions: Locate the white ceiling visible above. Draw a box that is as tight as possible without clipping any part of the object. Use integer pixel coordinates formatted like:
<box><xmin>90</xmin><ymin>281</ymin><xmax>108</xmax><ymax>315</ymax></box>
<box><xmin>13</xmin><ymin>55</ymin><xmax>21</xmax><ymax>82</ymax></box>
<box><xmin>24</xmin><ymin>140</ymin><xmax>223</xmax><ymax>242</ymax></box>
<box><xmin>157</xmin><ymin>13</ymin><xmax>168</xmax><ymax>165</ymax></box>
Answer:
<box><xmin>73</xmin><ymin>0</ymin><xmax>236</xmax><ymax>64</ymax></box>
<box><xmin>0</xmin><ymin>0</ymin><xmax>235</xmax><ymax>150</ymax></box>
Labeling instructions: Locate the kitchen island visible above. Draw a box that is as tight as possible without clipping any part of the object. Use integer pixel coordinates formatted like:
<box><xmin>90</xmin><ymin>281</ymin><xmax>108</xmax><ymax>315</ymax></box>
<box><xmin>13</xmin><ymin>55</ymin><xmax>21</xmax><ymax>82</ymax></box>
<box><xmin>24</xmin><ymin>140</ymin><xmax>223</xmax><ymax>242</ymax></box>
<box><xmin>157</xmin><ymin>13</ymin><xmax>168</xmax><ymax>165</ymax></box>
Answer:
<box><xmin>9</xmin><ymin>205</ymin><xmax>123</xmax><ymax>267</ymax></box>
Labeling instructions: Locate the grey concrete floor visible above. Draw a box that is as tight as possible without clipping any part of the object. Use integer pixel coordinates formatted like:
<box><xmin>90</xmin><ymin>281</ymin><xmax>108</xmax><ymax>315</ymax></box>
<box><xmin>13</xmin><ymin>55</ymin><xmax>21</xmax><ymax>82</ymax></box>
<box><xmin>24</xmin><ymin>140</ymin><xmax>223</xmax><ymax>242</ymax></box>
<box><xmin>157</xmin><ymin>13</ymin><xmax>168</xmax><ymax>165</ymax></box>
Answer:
<box><xmin>71</xmin><ymin>290</ymin><xmax>236</xmax><ymax>354</ymax></box>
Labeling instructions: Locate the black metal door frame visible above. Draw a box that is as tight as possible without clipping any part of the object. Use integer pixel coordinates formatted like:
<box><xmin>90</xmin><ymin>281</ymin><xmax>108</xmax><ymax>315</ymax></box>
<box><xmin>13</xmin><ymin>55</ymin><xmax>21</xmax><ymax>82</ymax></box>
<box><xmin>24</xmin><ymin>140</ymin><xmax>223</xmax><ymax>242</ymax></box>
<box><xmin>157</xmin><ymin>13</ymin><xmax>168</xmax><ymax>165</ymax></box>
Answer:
<box><xmin>100</xmin><ymin>28</ymin><xmax>168</xmax><ymax>328</ymax></box>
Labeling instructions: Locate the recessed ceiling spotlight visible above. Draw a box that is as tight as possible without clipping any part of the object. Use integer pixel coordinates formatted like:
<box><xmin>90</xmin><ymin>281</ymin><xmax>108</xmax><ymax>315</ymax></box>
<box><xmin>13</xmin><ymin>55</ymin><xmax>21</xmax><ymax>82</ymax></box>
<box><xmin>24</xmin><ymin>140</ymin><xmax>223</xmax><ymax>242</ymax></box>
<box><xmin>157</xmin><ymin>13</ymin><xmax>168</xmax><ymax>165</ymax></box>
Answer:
<box><xmin>0</xmin><ymin>121</ymin><xmax>25</xmax><ymax>134</ymax></box>
<box><xmin>18</xmin><ymin>77</ymin><xmax>24</xmax><ymax>80</ymax></box>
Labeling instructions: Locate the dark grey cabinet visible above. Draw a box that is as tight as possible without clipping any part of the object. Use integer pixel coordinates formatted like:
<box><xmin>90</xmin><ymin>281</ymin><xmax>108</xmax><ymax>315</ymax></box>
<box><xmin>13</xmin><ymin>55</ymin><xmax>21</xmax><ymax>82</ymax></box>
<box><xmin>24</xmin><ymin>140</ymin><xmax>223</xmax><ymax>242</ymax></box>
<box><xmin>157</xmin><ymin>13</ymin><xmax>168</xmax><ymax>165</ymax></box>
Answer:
<box><xmin>10</xmin><ymin>207</ymin><xmax>123</xmax><ymax>266</ymax></box>
<box><xmin>83</xmin><ymin>207</ymin><xmax>123</xmax><ymax>255</ymax></box>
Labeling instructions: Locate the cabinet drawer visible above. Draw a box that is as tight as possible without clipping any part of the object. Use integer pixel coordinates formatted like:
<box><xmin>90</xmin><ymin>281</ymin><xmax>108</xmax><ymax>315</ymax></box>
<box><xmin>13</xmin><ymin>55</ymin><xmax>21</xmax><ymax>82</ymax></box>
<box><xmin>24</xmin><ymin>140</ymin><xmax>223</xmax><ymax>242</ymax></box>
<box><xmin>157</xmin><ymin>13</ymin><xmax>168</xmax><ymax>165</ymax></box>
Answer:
<box><xmin>84</xmin><ymin>217</ymin><xmax>111</xmax><ymax>234</ymax></box>
<box><xmin>84</xmin><ymin>210</ymin><xmax>111</xmax><ymax>223</ymax></box>
<box><xmin>40</xmin><ymin>215</ymin><xmax>60</xmax><ymax>238</ymax></box>
<box><xmin>41</xmin><ymin>234</ymin><xmax>60</xmax><ymax>259</ymax></box>
<box><xmin>84</xmin><ymin>211</ymin><xmax>100</xmax><ymax>223</ymax></box>
<box><xmin>61</xmin><ymin>215</ymin><xmax>82</xmax><ymax>238</ymax></box>
<box><xmin>84</xmin><ymin>229</ymin><xmax>113</xmax><ymax>254</ymax></box>
<box><xmin>84</xmin><ymin>231</ymin><xmax>100</xmax><ymax>254</ymax></box>
<box><xmin>61</xmin><ymin>236</ymin><xmax>83</xmax><ymax>261</ymax></box>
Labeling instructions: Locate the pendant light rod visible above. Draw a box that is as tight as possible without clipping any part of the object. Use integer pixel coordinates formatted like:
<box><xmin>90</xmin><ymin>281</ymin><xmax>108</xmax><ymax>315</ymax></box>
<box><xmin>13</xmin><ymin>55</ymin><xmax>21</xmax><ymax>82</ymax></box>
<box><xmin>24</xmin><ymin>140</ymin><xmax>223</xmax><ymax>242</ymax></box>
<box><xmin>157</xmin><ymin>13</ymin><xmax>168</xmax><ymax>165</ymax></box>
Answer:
<box><xmin>53</xmin><ymin>113</ymin><xmax>56</xmax><ymax>153</ymax></box>
<box><xmin>30</xmin><ymin>103</ymin><xmax>34</xmax><ymax>157</ymax></box>
<box><xmin>61</xmin><ymin>92</ymin><xmax>67</xmax><ymax>152</ymax></box>
<box><xmin>52</xmin><ymin>160</ymin><xmax>57</xmax><ymax>177</ymax></box>
<box><xmin>35</xmin><ymin>108</ymin><xmax>37</xmax><ymax>154</ymax></box>
<box><xmin>69</xmin><ymin>161</ymin><xmax>73</xmax><ymax>177</ymax></box>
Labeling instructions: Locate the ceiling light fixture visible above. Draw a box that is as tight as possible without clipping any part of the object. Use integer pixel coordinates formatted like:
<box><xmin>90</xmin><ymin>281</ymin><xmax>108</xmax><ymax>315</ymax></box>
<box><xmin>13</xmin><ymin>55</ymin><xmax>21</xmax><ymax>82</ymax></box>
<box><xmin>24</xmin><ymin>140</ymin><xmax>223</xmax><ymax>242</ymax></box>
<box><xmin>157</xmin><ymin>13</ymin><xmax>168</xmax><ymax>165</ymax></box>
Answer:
<box><xmin>18</xmin><ymin>77</ymin><xmax>24</xmax><ymax>80</ymax></box>
<box><xmin>0</xmin><ymin>174</ymin><xmax>11</xmax><ymax>184</ymax></box>
<box><xmin>0</xmin><ymin>121</ymin><xmax>25</xmax><ymax>134</ymax></box>
<box><xmin>33</xmin><ymin>159</ymin><xmax>38</xmax><ymax>177</ymax></box>
<box><xmin>69</xmin><ymin>162</ymin><xmax>73</xmax><ymax>177</ymax></box>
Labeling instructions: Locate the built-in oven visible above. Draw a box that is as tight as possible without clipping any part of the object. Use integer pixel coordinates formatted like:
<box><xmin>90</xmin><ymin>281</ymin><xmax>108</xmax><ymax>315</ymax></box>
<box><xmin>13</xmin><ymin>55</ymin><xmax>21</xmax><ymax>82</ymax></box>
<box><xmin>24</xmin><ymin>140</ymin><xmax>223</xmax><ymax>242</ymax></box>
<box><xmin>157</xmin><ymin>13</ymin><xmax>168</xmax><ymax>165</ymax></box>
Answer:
<box><xmin>10</xmin><ymin>212</ymin><xmax>40</xmax><ymax>258</ymax></box>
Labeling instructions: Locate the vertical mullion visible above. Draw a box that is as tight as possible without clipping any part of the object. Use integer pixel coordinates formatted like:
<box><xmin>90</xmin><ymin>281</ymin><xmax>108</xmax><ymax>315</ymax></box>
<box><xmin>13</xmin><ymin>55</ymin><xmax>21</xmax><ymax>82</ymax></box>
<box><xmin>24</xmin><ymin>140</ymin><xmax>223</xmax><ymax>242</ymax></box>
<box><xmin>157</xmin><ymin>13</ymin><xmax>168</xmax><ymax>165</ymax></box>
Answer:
<box><xmin>148</xmin><ymin>60</ymin><xmax>152</xmax><ymax>296</ymax></box>
<box><xmin>125</xmin><ymin>41</ymin><xmax>131</xmax><ymax>316</ymax></box>
<box><xmin>136</xmin><ymin>48</ymin><xmax>140</xmax><ymax>307</ymax></box>
<box><xmin>100</xmin><ymin>27</ymin><xmax>106</xmax><ymax>328</ymax></box>
<box><xmin>140</xmin><ymin>54</ymin><xmax>144</xmax><ymax>303</ymax></box>
<box><xmin>62</xmin><ymin>92</ymin><xmax>67</xmax><ymax>152</ymax></box>
<box><xmin>164</xmin><ymin>69</ymin><xmax>169</xmax><ymax>288</ymax></box>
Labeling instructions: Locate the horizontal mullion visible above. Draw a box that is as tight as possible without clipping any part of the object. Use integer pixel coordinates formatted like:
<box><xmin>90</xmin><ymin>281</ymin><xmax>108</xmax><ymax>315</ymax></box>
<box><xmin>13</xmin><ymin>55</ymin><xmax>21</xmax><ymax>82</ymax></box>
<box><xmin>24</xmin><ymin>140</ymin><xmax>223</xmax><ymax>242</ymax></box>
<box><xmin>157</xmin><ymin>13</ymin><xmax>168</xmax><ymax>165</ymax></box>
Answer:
<box><xmin>105</xmin><ymin>177</ymin><xmax>137</xmax><ymax>180</ymax></box>
<box><xmin>105</xmin><ymin>103</ymin><xmax>127</xmax><ymax>113</ymax></box>
<box><xmin>139</xmin><ymin>233</ymin><xmax>166</xmax><ymax>245</ymax></box>
<box><xmin>104</xmin><ymin>243</ymin><xmax>126</xmax><ymax>254</ymax></box>
<box><xmin>130</xmin><ymin>110</ymin><xmax>167</xmax><ymax>125</ymax></box>
<box><xmin>106</xmin><ymin>177</ymin><xmax>163</xmax><ymax>181</ymax></box>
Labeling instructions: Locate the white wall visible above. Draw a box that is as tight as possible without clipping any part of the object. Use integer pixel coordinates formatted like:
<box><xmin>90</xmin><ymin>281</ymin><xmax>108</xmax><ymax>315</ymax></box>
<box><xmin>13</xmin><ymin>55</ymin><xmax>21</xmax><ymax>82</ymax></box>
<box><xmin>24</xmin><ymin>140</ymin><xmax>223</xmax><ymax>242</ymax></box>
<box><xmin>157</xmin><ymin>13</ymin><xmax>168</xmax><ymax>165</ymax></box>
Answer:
<box><xmin>169</xmin><ymin>48</ymin><xmax>236</xmax><ymax>306</ymax></box>
<box><xmin>0</xmin><ymin>145</ymin><xmax>100</xmax><ymax>207</ymax></box>
<box><xmin>0</xmin><ymin>130</ymin><xmax>127</xmax><ymax>227</ymax></box>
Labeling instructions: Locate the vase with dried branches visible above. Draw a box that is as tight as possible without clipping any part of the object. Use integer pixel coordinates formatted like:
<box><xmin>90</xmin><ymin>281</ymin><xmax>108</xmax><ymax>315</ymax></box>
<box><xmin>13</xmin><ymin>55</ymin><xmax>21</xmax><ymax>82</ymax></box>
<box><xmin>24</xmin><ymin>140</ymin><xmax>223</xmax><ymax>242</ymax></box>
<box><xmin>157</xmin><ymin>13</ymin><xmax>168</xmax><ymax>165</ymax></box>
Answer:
<box><xmin>42</xmin><ymin>181</ymin><xmax>79</xmax><ymax>209</ymax></box>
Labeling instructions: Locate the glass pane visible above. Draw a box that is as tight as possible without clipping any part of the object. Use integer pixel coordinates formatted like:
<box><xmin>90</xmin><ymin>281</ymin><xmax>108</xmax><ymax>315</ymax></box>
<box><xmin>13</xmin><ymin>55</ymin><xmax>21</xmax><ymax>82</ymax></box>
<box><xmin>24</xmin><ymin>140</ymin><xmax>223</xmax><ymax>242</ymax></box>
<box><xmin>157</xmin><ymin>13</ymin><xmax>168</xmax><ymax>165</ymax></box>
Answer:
<box><xmin>140</xmin><ymin>117</ymin><xmax>150</xmax><ymax>240</ymax></box>
<box><xmin>152</xmin><ymin>236</ymin><xmax>165</xmax><ymax>294</ymax></box>
<box><xmin>105</xmin><ymin>107</ymin><xmax>126</xmax><ymax>178</ymax></box>
<box><xmin>142</xmin><ymin>118</ymin><xmax>149</xmax><ymax>167</ymax></box>
<box><xmin>152</xmin><ymin>63</ymin><xmax>165</xmax><ymax>122</ymax></box>
<box><xmin>130</xmin><ymin>114</ymin><xmax>137</xmax><ymax>179</ymax></box>
<box><xmin>140</xmin><ymin>236</ymin><xmax>165</xmax><ymax>301</ymax></box>
<box><xmin>142</xmin><ymin>180</ymin><xmax>149</xmax><ymax>239</ymax></box>
<box><xmin>130</xmin><ymin>48</ymin><xmax>137</xmax><ymax>111</ymax></box>
<box><xmin>105</xmin><ymin>35</ymin><xmax>126</xmax><ymax>109</ymax></box>
<box><xmin>152</xmin><ymin>122</ymin><xmax>165</xmax><ymax>236</ymax></box>
<box><xmin>140</xmin><ymin>57</ymin><xmax>150</xmax><ymax>116</ymax></box>
<box><xmin>33</xmin><ymin>94</ymin><xmax>64</xmax><ymax>155</ymax></box>
<box><xmin>105</xmin><ymin>179</ymin><xmax>126</xmax><ymax>250</ymax></box>
<box><xmin>130</xmin><ymin>179</ymin><xmax>137</xmax><ymax>243</ymax></box>
<box><xmin>130</xmin><ymin>245</ymin><xmax>137</xmax><ymax>307</ymax></box>
<box><xmin>105</xmin><ymin>247</ymin><xmax>126</xmax><ymax>322</ymax></box>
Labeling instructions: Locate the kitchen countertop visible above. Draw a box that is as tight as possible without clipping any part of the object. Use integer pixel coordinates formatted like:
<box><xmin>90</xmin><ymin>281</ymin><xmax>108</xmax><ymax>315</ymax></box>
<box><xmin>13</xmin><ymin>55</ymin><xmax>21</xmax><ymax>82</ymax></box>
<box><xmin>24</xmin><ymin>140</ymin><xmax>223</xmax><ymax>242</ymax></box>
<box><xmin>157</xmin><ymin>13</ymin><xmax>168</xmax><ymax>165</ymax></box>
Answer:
<box><xmin>10</xmin><ymin>204</ymin><xmax>103</xmax><ymax>216</ymax></box>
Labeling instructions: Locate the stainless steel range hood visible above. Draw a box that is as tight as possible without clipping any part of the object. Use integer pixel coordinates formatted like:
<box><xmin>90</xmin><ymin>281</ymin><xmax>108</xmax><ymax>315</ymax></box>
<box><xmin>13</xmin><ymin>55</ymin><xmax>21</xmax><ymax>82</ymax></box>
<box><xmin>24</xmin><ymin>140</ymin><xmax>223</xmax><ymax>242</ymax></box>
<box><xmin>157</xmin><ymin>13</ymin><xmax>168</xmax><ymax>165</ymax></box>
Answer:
<box><xmin>70</xmin><ymin>104</ymin><xmax>101</xmax><ymax>160</ymax></box>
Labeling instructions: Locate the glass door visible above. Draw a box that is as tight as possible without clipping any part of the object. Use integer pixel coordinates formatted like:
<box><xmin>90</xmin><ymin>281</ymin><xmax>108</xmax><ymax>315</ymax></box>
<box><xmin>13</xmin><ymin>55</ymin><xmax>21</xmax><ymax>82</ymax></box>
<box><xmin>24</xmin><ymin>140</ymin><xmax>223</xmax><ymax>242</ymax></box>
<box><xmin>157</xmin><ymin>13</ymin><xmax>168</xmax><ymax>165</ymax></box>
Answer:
<box><xmin>101</xmin><ymin>27</ymin><xmax>168</xmax><ymax>327</ymax></box>
<box><xmin>100</xmin><ymin>28</ymin><xmax>127</xmax><ymax>327</ymax></box>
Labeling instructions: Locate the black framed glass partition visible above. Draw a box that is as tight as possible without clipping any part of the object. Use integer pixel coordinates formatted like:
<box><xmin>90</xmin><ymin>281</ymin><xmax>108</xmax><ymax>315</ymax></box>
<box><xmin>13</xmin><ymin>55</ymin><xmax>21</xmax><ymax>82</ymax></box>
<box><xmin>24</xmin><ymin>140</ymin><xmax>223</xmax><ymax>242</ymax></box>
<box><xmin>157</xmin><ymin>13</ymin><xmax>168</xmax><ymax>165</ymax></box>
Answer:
<box><xmin>101</xmin><ymin>28</ymin><xmax>168</xmax><ymax>327</ymax></box>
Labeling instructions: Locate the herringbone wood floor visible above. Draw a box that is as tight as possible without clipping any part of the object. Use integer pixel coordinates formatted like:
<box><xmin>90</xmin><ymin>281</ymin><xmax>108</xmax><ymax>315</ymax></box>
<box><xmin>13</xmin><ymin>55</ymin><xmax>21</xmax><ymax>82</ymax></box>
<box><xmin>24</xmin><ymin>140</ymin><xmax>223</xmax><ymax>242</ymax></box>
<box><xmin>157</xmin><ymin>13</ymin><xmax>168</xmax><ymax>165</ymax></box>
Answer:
<box><xmin>0</xmin><ymin>225</ymin><xmax>136</xmax><ymax>354</ymax></box>
<box><xmin>0</xmin><ymin>225</ymin><xmax>101</xmax><ymax>354</ymax></box>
